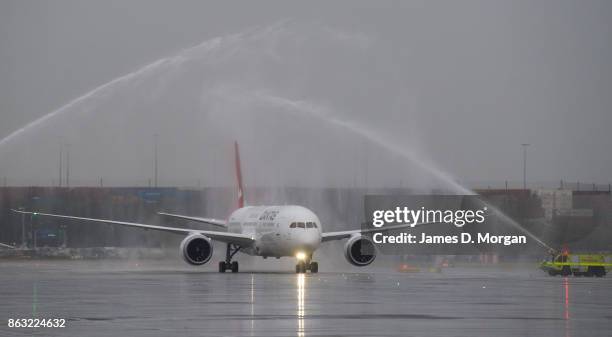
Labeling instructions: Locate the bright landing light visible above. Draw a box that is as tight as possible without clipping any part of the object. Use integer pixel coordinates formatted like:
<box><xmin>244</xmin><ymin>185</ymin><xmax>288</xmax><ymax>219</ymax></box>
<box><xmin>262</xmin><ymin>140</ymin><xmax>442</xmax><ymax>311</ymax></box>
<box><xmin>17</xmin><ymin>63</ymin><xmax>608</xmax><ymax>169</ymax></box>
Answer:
<box><xmin>295</xmin><ymin>252</ymin><xmax>307</xmax><ymax>260</ymax></box>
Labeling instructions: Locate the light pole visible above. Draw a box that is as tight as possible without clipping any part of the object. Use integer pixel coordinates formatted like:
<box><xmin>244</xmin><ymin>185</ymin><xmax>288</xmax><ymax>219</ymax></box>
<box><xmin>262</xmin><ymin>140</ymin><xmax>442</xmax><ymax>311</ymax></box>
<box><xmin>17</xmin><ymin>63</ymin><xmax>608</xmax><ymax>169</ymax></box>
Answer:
<box><xmin>59</xmin><ymin>144</ymin><xmax>62</xmax><ymax>187</ymax></box>
<box><xmin>522</xmin><ymin>143</ymin><xmax>530</xmax><ymax>190</ymax></box>
<box><xmin>154</xmin><ymin>134</ymin><xmax>158</xmax><ymax>188</ymax></box>
<box><xmin>19</xmin><ymin>206</ymin><xmax>26</xmax><ymax>248</ymax></box>
<box><xmin>65</xmin><ymin>144</ymin><xmax>71</xmax><ymax>188</ymax></box>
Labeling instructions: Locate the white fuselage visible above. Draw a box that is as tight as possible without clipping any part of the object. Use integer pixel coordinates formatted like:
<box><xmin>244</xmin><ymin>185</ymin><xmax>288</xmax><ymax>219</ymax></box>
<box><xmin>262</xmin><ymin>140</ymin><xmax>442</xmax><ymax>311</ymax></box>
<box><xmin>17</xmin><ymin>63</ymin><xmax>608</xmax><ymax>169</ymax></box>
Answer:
<box><xmin>226</xmin><ymin>205</ymin><xmax>322</xmax><ymax>258</ymax></box>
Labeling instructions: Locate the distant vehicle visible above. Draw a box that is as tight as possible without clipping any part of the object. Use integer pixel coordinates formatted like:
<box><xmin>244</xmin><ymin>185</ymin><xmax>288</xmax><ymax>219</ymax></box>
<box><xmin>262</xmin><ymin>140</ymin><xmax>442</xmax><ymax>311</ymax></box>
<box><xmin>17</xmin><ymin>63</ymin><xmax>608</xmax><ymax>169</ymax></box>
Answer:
<box><xmin>541</xmin><ymin>253</ymin><xmax>612</xmax><ymax>277</ymax></box>
<box><xmin>13</xmin><ymin>142</ymin><xmax>433</xmax><ymax>273</ymax></box>
<box><xmin>396</xmin><ymin>263</ymin><xmax>420</xmax><ymax>273</ymax></box>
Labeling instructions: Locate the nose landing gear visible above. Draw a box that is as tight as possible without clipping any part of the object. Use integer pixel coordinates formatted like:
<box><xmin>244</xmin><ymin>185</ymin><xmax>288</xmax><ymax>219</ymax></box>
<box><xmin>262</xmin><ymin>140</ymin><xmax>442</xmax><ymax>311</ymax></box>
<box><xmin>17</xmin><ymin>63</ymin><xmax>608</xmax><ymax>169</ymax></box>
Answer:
<box><xmin>295</xmin><ymin>260</ymin><xmax>318</xmax><ymax>274</ymax></box>
<box><xmin>219</xmin><ymin>243</ymin><xmax>241</xmax><ymax>273</ymax></box>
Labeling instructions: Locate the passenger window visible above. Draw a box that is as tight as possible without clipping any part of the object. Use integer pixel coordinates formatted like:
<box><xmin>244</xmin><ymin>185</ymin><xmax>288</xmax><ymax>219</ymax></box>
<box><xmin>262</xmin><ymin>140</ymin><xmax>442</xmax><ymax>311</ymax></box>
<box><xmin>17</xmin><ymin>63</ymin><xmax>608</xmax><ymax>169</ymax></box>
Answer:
<box><xmin>290</xmin><ymin>223</ymin><xmax>296</xmax><ymax>228</ymax></box>
<box><xmin>297</xmin><ymin>222</ymin><xmax>305</xmax><ymax>228</ymax></box>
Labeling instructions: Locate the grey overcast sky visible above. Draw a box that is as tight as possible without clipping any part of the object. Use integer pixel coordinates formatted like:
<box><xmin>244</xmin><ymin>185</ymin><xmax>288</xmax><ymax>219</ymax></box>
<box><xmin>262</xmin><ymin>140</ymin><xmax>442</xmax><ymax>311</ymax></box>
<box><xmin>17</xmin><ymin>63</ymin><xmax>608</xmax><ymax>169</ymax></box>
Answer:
<box><xmin>0</xmin><ymin>0</ymin><xmax>611</xmax><ymax>188</ymax></box>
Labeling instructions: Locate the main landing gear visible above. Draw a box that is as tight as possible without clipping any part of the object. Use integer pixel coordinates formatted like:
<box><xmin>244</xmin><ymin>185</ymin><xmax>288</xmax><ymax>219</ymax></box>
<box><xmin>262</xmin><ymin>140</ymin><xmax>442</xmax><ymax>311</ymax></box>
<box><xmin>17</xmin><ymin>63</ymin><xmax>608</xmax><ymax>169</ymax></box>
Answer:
<box><xmin>296</xmin><ymin>258</ymin><xmax>318</xmax><ymax>274</ymax></box>
<box><xmin>219</xmin><ymin>243</ymin><xmax>241</xmax><ymax>273</ymax></box>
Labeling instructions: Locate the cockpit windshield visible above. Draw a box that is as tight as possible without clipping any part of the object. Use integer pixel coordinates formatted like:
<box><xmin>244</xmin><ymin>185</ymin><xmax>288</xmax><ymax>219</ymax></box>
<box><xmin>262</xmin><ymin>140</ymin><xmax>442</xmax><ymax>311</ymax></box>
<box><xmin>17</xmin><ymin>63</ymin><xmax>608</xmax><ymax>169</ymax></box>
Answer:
<box><xmin>290</xmin><ymin>222</ymin><xmax>317</xmax><ymax>229</ymax></box>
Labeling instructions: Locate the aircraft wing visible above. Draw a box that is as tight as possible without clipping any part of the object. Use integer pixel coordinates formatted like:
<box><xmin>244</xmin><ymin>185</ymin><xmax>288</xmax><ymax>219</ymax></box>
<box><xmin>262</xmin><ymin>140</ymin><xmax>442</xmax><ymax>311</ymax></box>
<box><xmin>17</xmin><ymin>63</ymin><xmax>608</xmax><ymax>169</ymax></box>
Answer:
<box><xmin>0</xmin><ymin>242</ymin><xmax>15</xmax><ymax>249</ymax></box>
<box><xmin>11</xmin><ymin>210</ymin><xmax>254</xmax><ymax>246</ymax></box>
<box><xmin>321</xmin><ymin>222</ymin><xmax>437</xmax><ymax>242</ymax></box>
<box><xmin>157</xmin><ymin>212</ymin><xmax>227</xmax><ymax>228</ymax></box>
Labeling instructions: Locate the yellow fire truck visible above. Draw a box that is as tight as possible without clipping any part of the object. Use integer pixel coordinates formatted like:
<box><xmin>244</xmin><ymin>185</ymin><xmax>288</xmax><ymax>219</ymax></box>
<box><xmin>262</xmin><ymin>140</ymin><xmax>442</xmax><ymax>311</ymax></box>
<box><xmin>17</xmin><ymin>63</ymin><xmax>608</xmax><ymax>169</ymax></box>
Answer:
<box><xmin>541</xmin><ymin>253</ymin><xmax>612</xmax><ymax>277</ymax></box>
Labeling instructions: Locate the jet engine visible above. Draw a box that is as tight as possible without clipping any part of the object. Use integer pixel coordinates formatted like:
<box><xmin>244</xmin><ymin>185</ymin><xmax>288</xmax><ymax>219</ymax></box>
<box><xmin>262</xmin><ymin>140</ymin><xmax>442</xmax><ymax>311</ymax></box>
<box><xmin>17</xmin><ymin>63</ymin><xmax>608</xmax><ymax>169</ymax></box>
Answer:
<box><xmin>180</xmin><ymin>234</ymin><xmax>213</xmax><ymax>265</ymax></box>
<box><xmin>344</xmin><ymin>234</ymin><xmax>376</xmax><ymax>266</ymax></box>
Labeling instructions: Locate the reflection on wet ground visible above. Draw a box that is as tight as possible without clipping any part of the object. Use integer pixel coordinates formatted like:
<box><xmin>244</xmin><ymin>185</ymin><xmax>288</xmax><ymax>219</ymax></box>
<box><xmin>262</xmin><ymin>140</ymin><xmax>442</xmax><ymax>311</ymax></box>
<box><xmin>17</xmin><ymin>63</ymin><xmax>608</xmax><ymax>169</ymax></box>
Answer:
<box><xmin>1</xmin><ymin>260</ymin><xmax>611</xmax><ymax>337</ymax></box>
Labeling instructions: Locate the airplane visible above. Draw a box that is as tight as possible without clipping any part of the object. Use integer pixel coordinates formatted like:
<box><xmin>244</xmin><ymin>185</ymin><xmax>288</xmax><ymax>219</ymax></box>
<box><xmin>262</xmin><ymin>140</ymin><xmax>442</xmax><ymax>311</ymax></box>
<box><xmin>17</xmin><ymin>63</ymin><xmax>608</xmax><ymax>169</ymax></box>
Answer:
<box><xmin>12</xmin><ymin>142</ymin><xmax>431</xmax><ymax>273</ymax></box>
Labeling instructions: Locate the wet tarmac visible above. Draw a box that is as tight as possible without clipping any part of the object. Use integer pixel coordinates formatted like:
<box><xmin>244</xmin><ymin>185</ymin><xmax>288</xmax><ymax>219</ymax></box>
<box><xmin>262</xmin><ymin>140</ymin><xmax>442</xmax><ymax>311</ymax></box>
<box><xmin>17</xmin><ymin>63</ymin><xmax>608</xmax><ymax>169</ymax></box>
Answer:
<box><xmin>1</xmin><ymin>260</ymin><xmax>611</xmax><ymax>337</ymax></box>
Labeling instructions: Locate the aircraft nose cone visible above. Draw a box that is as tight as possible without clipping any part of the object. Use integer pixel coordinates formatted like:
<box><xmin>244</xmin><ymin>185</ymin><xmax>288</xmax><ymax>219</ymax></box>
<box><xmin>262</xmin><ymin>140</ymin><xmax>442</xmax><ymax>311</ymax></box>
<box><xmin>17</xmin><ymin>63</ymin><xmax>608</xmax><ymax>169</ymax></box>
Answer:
<box><xmin>299</xmin><ymin>231</ymin><xmax>321</xmax><ymax>251</ymax></box>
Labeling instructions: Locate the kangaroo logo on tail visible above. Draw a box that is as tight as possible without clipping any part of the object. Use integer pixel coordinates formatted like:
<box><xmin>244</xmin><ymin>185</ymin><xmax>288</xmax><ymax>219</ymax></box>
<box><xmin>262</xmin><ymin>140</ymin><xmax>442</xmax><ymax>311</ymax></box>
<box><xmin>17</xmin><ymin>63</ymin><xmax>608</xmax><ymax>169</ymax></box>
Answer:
<box><xmin>234</xmin><ymin>141</ymin><xmax>245</xmax><ymax>209</ymax></box>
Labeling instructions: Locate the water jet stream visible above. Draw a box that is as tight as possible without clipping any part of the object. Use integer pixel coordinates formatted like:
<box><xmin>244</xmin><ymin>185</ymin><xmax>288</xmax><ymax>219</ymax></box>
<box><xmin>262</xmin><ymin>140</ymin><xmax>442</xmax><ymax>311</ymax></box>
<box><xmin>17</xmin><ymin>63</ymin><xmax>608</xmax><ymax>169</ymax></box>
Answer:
<box><xmin>252</xmin><ymin>92</ymin><xmax>471</xmax><ymax>194</ymax></box>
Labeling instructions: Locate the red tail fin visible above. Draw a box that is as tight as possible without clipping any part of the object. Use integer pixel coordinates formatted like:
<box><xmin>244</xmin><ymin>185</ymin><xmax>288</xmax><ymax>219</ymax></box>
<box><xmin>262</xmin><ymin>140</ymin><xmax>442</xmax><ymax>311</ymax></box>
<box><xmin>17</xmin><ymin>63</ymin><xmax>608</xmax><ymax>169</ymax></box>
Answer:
<box><xmin>234</xmin><ymin>141</ymin><xmax>245</xmax><ymax>208</ymax></box>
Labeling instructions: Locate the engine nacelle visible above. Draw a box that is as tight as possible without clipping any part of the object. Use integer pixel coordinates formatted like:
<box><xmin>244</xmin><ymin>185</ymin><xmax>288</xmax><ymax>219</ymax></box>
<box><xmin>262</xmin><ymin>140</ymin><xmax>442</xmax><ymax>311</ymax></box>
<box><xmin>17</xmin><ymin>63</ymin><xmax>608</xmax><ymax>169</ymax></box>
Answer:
<box><xmin>344</xmin><ymin>234</ymin><xmax>376</xmax><ymax>266</ymax></box>
<box><xmin>179</xmin><ymin>234</ymin><xmax>213</xmax><ymax>265</ymax></box>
